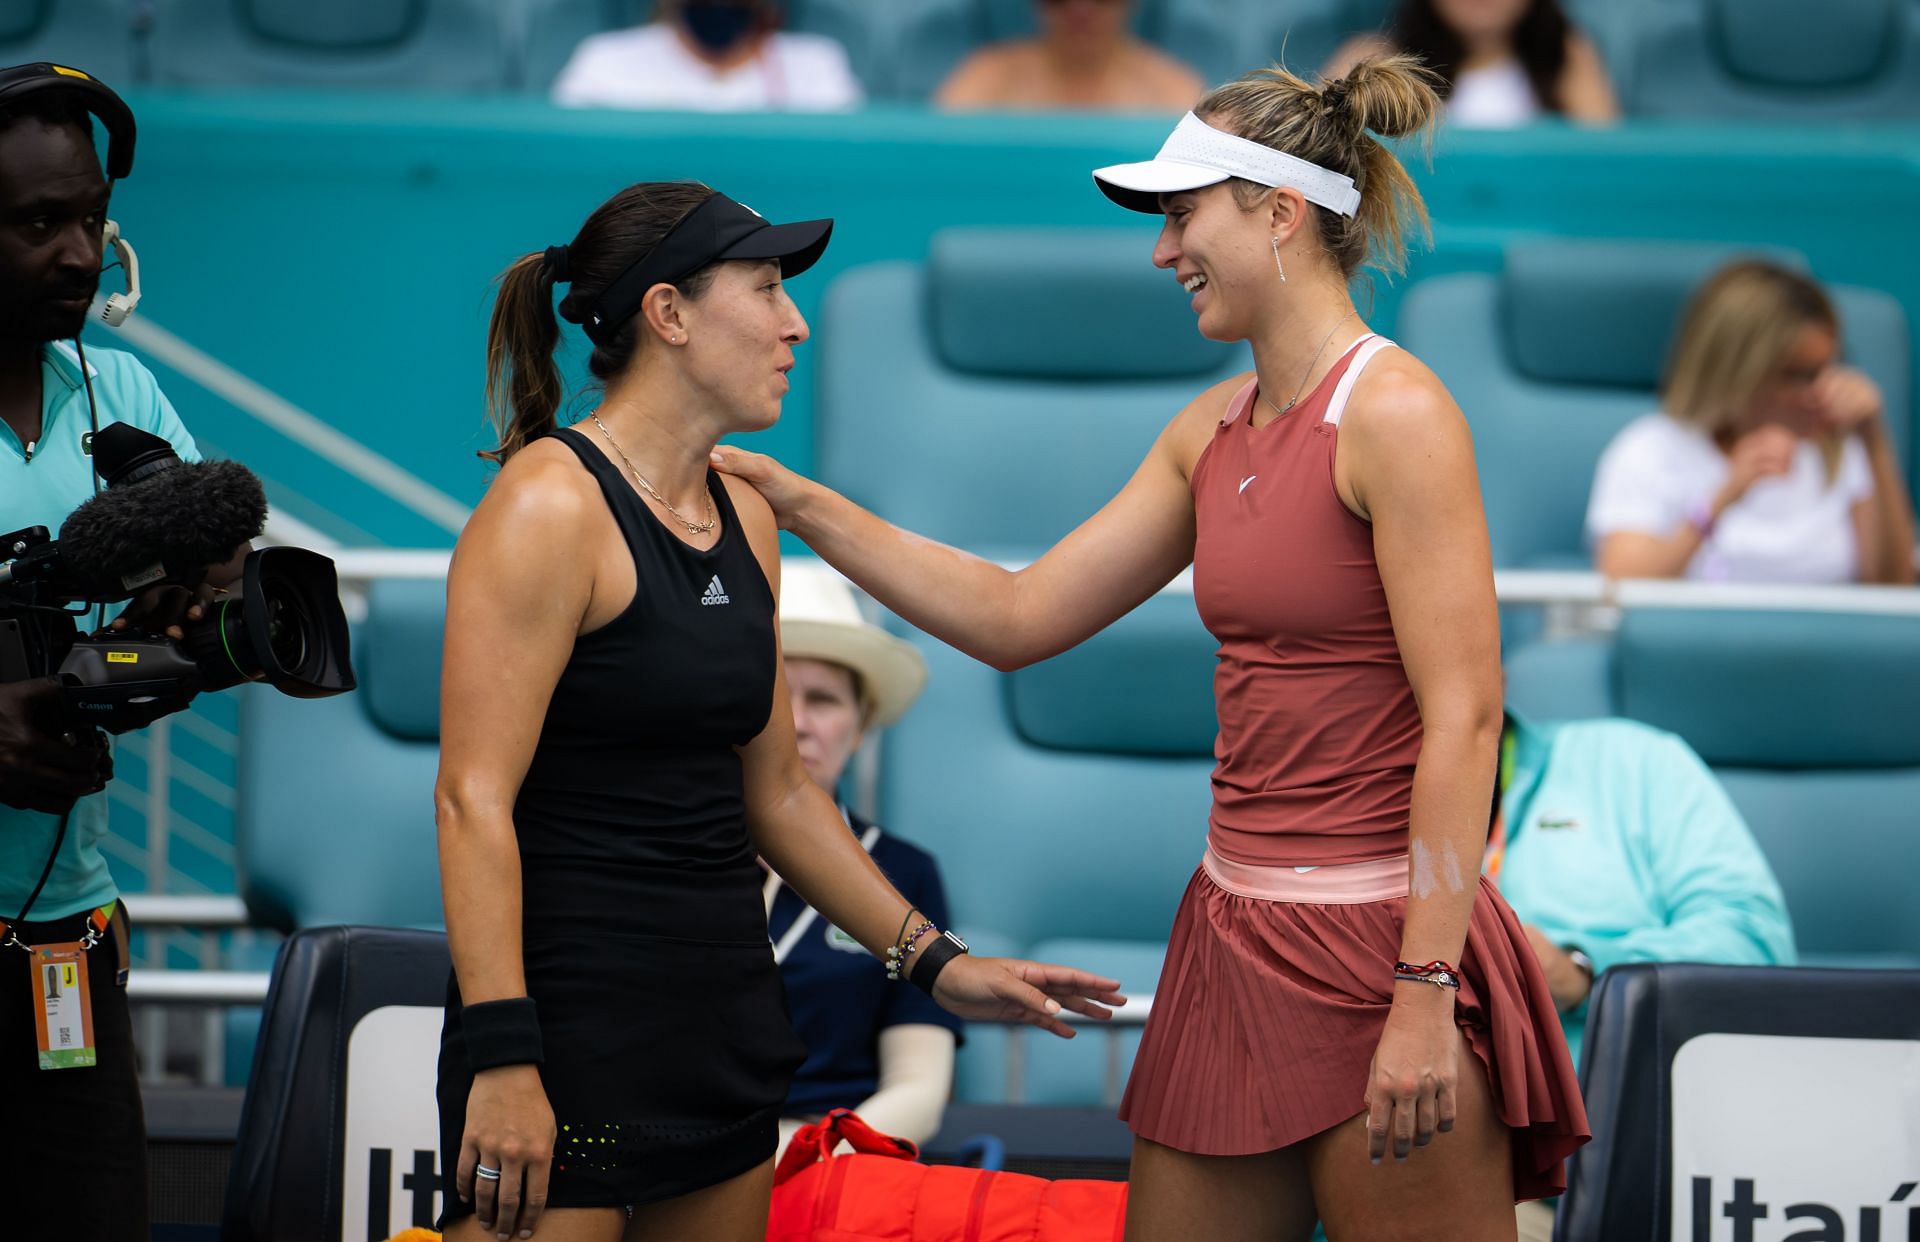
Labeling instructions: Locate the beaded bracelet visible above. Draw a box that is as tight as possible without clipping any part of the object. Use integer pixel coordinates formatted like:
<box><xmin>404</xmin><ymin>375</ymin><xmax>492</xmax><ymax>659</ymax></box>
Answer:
<box><xmin>885</xmin><ymin>921</ymin><xmax>938</xmax><ymax>981</ymax></box>
<box><xmin>1393</xmin><ymin>959</ymin><xmax>1462</xmax><ymax>991</ymax></box>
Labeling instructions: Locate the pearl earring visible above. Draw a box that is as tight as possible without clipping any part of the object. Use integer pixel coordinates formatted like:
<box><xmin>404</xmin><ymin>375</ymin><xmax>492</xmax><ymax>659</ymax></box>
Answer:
<box><xmin>1271</xmin><ymin>236</ymin><xmax>1286</xmax><ymax>283</ymax></box>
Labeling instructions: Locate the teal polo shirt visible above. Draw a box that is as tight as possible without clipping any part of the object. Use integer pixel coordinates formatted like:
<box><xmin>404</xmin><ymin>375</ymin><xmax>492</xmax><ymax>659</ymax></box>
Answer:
<box><xmin>1495</xmin><ymin>711</ymin><xmax>1796</xmax><ymax>1064</ymax></box>
<box><xmin>1</xmin><ymin>341</ymin><xmax>199</xmax><ymax>921</ymax></box>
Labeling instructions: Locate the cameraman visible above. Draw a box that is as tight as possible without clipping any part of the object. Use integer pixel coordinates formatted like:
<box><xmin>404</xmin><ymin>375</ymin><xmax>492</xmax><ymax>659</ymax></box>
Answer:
<box><xmin>0</xmin><ymin>63</ymin><xmax>216</xmax><ymax>1241</ymax></box>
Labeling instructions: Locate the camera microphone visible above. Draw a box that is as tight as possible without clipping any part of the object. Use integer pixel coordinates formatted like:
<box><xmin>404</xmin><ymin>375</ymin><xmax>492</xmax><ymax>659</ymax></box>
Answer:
<box><xmin>53</xmin><ymin>423</ymin><xmax>268</xmax><ymax>597</ymax></box>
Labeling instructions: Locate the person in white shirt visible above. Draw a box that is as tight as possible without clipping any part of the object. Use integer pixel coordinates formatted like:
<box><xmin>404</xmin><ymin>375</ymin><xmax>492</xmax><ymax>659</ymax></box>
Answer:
<box><xmin>552</xmin><ymin>0</ymin><xmax>863</xmax><ymax>113</ymax></box>
<box><xmin>1586</xmin><ymin>260</ymin><xmax>1917</xmax><ymax>584</ymax></box>
<box><xmin>1326</xmin><ymin>0</ymin><xmax>1617</xmax><ymax>129</ymax></box>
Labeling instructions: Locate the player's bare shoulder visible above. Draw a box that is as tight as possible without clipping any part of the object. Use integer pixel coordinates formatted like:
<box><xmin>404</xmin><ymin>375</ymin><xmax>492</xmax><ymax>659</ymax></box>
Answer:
<box><xmin>1342</xmin><ymin>347</ymin><xmax>1465</xmax><ymax>442</ymax></box>
<box><xmin>469</xmin><ymin>436</ymin><xmax>604</xmax><ymax>546</ymax></box>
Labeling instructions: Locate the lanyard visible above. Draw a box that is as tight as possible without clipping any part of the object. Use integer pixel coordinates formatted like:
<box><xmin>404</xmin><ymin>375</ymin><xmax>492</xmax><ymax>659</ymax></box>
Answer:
<box><xmin>1</xmin><ymin>901</ymin><xmax>113</xmax><ymax>955</ymax></box>
<box><xmin>764</xmin><ymin>805</ymin><xmax>879</xmax><ymax>966</ymax></box>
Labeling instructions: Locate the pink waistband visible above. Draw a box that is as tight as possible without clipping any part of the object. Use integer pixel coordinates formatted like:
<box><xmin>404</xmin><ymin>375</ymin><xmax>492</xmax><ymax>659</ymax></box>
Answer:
<box><xmin>1201</xmin><ymin>846</ymin><xmax>1410</xmax><ymax>904</ymax></box>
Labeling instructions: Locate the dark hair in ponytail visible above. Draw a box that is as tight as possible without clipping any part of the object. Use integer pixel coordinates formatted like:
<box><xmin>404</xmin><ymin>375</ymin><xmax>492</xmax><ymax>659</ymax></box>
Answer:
<box><xmin>483</xmin><ymin>181</ymin><xmax>721</xmax><ymax>464</ymax></box>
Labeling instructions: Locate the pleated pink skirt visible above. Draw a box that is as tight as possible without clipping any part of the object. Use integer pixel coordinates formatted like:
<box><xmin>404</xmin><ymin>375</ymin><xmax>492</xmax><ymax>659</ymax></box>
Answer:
<box><xmin>1118</xmin><ymin>861</ymin><xmax>1590</xmax><ymax>1202</ymax></box>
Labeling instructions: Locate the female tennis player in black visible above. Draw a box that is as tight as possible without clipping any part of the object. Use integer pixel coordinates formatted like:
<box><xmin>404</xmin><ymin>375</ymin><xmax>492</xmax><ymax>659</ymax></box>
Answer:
<box><xmin>433</xmin><ymin>182</ymin><xmax>1123</xmax><ymax>1242</ymax></box>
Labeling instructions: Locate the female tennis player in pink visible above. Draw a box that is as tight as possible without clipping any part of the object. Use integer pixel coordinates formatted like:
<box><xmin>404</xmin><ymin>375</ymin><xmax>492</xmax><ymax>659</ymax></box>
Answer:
<box><xmin>715</xmin><ymin>56</ymin><xmax>1587</xmax><ymax>1242</ymax></box>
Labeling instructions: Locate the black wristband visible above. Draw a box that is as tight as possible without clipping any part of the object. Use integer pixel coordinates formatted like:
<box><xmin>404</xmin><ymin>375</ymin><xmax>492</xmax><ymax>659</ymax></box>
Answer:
<box><xmin>463</xmin><ymin>997</ymin><xmax>544</xmax><ymax>1072</ymax></box>
<box><xmin>908</xmin><ymin>930</ymin><xmax>969</xmax><ymax>998</ymax></box>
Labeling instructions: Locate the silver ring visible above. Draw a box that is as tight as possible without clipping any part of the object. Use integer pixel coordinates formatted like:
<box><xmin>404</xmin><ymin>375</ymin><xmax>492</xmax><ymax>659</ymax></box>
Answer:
<box><xmin>474</xmin><ymin>1164</ymin><xmax>502</xmax><ymax>1181</ymax></box>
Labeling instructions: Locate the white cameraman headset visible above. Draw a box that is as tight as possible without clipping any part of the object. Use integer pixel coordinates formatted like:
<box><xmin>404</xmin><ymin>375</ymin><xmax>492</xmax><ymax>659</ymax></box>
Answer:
<box><xmin>100</xmin><ymin>218</ymin><xmax>141</xmax><ymax>328</ymax></box>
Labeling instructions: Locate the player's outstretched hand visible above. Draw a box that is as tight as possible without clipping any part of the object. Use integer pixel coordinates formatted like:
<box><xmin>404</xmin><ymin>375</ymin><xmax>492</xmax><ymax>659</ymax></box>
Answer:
<box><xmin>925</xmin><ymin>954</ymin><xmax>1126</xmax><ymax>1039</ymax></box>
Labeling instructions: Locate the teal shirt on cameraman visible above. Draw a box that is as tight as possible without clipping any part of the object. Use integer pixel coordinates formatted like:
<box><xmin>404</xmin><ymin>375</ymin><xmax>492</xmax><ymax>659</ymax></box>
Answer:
<box><xmin>1495</xmin><ymin>711</ymin><xmax>1796</xmax><ymax>1065</ymax></box>
<box><xmin>0</xmin><ymin>341</ymin><xmax>199</xmax><ymax>921</ymax></box>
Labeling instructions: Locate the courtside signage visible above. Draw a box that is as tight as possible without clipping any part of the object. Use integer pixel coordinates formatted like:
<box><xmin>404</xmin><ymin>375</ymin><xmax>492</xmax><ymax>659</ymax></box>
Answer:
<box><xmin>1671</xmin><ymin>1033</ymin><xmax>1920</xmax><ymax>1241</ymax></box>
<box><xmin>342</xmin><ymin>1004</ymin><xmax>445</xmax><ymax>1242</ymax></box>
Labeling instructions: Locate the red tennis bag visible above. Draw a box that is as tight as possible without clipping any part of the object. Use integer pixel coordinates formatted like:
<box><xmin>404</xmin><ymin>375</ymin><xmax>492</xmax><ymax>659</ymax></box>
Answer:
<box><xmin>767</xmin><ymin>1109</ymin><xmax>1129</xmax><ymax>1242</ymax></box>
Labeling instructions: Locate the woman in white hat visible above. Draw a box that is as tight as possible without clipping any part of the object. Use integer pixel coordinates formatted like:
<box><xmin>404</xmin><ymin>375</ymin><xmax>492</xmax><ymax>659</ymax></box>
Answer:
<box><xmin>767</xmin><ymin>561</ymin><xmax>962</xmax><ymax>1156</ymax></box>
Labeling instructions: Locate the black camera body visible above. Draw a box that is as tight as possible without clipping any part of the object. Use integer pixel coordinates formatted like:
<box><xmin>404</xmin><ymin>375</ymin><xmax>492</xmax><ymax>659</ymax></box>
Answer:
<box><xmin>0</xmin><ymin>425</ymin><xmax>356</xmax><ymax>732</ymax></box>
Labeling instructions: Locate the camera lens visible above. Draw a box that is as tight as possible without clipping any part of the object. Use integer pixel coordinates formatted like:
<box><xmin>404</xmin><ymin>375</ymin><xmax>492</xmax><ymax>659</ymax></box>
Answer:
<box><xmin>264</xmin><ymin>596</ymin><xmax>307</xmax><ymax>671</ymax></box>
<box><xmin>179</xmin><ymin>548</ymin><xmax>355</xmax><ymax>698</ymax></box>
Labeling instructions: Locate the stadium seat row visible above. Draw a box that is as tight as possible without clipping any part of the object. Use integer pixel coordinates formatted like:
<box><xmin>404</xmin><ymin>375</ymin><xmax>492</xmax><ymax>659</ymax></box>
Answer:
<box><xmin>814</xmin><ymin>231</ymin><xmax>1912</xmax><ymax>571</ymax></box>
<box><xmin>5</xmin><ymin>0</ymin><xmax>1919</xmax><ymax>116</ymax></box>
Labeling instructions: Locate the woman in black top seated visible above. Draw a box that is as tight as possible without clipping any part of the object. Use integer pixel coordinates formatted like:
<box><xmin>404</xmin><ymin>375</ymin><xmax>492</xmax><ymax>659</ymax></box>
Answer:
<box><xmin>432</xmin><ymin>183</ymin><xmax>1123</xmax><ymax>1242</ymax></box>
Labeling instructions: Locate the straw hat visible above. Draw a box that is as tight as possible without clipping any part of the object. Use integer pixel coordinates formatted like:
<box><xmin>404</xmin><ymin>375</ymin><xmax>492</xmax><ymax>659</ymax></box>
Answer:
<box><xmin>779</xmin><ymin>560</ymin><xmax>928</xmax><ymax>729</ymax></box>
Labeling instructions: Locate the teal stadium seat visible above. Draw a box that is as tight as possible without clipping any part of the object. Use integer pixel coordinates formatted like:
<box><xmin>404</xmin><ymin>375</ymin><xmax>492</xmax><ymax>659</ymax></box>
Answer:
<box><xmin>148</xmin><ymin>0</ymin><xmax>510</xmax><ymax>90</ymax></box>
<box><xmin>818</xmin><ymin>227</ymin><xmax>1250</xmax><ymax>554</ymax></box>
<box><xmin>1397</xmin><ymin>240</ymin><xmax>1911</xmax><ymax>568</ymax></box>
<box><xmin>235</xmin><ymin>579</ymin><xmax>445</xmax><ymax>932</ymax></box>
<box><xmin>816</xmin><ymin>227</ymin><xmax>1249</xmax><ymax>1100</ymax></box>
<box><xmin>1623</xmin><ymin>0</ymin><xmax>1920</xmax><ymax>120</ymax></box>
<box><xmin>0</xmin><ymin>0</ymin><xmax>133</xmax><ymax>81</ymax></box>
<box><xmin>1241</xmin><ymin>0</ymin><xmax>1381</xmax><ymax>77</ymax></box>
<box><xmin>1503</xmin><ymin>611</ymin><xmax>1920</xmax><ymax>969</ymax></box>
<box><xmin>519</xmin><ymin>0</ymin><xmax>889</xmax><ymax>96</ymax></box>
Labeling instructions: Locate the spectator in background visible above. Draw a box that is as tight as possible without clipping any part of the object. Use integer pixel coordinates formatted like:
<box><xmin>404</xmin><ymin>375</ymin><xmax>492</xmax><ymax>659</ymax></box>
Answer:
<box><xmin>1326</xmin><ymin>0</ymin><xmax>1617</xmax><ymax>127</ymax></box>
<box><xmin>1587</xmin><ymin>261</ymin><xmax>1918</xmax><ymax>584</ymax></box>
<box><xmin>552</xmin><ymin>0</ymin><xmax>863</xmax><ymax>112</ymax></box>
<box><xmin>937</xmin><ymin>0</ymin><xmax>1203</xmax><ymax>113</ymax></box>
<box><xmin>768</xmin><ymin>562</ymin><xmax>961</xmax><ymax>1158</ymax></box>
<box><xmin>1489</xmin><ymin>706</ymin><xmax>1795</xmax><ymax>1242</ymax></box>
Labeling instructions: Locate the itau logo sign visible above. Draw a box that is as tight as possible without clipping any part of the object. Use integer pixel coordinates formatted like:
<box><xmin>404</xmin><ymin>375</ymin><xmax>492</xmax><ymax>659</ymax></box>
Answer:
<box><xmin>342</xmin><ymin>1005</ymin><xmax>445</xmax><ymax>1242</ymax></box>
<box><xmin>1671</xmin><ymin>1033</ymin><xmax>1920</xmax><ymax>1241</ymax></box>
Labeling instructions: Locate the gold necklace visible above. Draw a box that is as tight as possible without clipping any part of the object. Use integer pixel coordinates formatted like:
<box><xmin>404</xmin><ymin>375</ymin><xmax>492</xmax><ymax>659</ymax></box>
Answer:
<box><xmin>1260</xmin><ymin>309</ymin><xmax>1358</xmax><ymax>420</ymax></box>
<box><xmin>588</xmin><ymin>413</ymin><xmax>717</xmax><ymax>536</ymax></box>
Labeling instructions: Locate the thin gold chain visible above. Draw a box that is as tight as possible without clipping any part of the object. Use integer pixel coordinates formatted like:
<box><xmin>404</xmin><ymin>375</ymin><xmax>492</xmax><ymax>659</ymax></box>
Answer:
<box><xmin>1260</xmin><ymin>309</ymin><xmax>1358</xmax><ymax>420</ymax></box>
<box><xmin>588</xmin><ymin>413</ymin><xmax>717</xmax><ymax>536</ymax></box>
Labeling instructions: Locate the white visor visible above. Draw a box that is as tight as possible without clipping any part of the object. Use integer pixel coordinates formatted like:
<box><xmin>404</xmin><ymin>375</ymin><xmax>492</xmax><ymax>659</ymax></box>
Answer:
<box><xmin>1092</xmin><ymin>112</ymin><xmax>1362</xmax><ymax>218</ymax></box>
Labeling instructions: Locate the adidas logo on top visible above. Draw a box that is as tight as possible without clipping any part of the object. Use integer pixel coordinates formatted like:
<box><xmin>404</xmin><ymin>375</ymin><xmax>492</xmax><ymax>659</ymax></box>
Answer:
<box><xmin>701</xmin><ymin>575</ymin><xmax>731</xmax><ymax>606</ymax></box>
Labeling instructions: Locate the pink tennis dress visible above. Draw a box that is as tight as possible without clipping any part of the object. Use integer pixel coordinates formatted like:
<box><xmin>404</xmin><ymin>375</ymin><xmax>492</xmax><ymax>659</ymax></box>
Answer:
<box><xmin>1117</xmin><ymin>337</ymin><xmax>1589</xmax><ymax>1200</ymax></box>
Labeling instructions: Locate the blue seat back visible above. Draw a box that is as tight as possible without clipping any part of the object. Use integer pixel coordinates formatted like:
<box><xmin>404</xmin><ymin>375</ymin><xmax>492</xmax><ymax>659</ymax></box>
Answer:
<box><xmin>0</xmin><ymin>0</ymin><xmax>133</xmax><ymax>80</ymax></box>
<box><xmin>1625</xmin><ymin>0</ymin><xmax>1920</xmax><ymax>119</ymax></box>
<box><xmin>818</xmin><ymin>227</ymin><xmax>1249</xmax><ymax>555</ymax></box>
<box><xmin>1561</xmin><ymin>962</ymin><xmax>1920</xmax><ymax>1242</ymax></box>
<box><xmin>236</xmin><ymin>579</ymin><xmax>445</xmax><ymax>931</ymax></box>
<box><xmin>1615</xmin><ymin>608</ymin><xmax>1920</xmax><ymax>964</ymax></box>
<box><xmin>1241</xmin><ymin>0</ymin><xmax>1367</xmax><ymax>78</ymax></box>
<box><xmin>1504</xmin><ymin>609</ymin><xmax>1920</xmax><ymax>965</ymax></box>
<box><xmin>225</xmin><ymin>925</ymin><xmax>451</xmax><ymax>1242</ymax></box>
<box><xmin>149</xmin><ymin>0</ymin><xmax>510</xmax><ymax>89</ymax></box>
<box><xmin>877</xmin><ymin>607</ymin><xmax>1215</xmax><ymax>949</ymax></box>
<box><xmin>1398</xmin><ymin>239</ymin><xmax>1910</xmax><ymax>568</ymax></box>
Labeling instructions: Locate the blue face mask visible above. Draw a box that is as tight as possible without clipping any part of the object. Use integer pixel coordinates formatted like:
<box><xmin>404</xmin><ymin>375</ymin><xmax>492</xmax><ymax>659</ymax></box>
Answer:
<box><xmin>681</xmin><ymin>1</ymin><xmax>762</xmax><ymax>54</ymax></box>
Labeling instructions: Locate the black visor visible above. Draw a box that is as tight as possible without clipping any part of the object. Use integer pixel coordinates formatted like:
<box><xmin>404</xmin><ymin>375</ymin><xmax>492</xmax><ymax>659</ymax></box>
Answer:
<box><xmin>583</xmin><ymin>193</ymin><xmax>833</xmax><ymax>345</ymax></box>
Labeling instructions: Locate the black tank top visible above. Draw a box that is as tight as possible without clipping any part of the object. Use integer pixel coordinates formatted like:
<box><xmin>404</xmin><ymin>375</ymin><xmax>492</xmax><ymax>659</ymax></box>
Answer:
<box><xmin>513</xmin><ymin>427</ymin><xmax>776</xmax><ymax>927</ymax></box>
